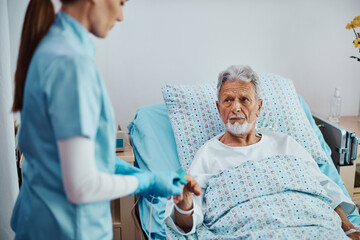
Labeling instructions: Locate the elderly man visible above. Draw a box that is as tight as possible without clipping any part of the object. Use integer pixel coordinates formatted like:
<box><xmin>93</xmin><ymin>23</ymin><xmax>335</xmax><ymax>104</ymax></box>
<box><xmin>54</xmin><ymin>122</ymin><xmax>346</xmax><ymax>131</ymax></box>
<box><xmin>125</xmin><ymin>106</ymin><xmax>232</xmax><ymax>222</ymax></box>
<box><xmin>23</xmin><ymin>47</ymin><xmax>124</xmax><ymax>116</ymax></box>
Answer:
<box><xmin>165</xmin><ymin>65</ymin><xmax>360</xmax><ymax>239</ymax></box>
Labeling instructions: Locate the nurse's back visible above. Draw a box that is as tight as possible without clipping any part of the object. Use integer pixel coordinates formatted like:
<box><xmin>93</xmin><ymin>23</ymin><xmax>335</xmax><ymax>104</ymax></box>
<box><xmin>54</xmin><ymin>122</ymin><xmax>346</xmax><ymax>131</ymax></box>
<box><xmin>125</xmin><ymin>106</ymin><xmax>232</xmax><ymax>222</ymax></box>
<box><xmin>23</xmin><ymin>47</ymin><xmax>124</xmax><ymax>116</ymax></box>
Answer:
<box><xmin>19</xmin><ymin>11</ymin><xmax>98</xmax><ymax>186</ymax></box>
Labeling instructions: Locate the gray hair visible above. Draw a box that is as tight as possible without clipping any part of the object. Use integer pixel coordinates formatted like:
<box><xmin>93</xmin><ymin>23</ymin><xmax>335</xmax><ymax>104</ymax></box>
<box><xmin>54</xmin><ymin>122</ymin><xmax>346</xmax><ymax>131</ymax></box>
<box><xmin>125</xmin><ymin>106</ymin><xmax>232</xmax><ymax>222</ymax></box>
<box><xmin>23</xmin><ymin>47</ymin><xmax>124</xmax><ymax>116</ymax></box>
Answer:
<box><xmin>217</xmin><ymin>65</ymin><xmax>261</xmax><ymax>100</ymax></box>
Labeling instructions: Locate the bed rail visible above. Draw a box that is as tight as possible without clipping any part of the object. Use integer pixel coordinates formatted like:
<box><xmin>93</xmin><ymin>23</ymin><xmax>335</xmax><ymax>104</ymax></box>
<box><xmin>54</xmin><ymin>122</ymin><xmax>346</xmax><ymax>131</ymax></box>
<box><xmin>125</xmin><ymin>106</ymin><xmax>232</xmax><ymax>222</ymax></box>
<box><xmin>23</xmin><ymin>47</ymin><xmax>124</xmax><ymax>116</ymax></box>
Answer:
<box><xmin>312</xmin><ymin>113</ymin><xmax>358</xmax><ymax>172</ymax></box>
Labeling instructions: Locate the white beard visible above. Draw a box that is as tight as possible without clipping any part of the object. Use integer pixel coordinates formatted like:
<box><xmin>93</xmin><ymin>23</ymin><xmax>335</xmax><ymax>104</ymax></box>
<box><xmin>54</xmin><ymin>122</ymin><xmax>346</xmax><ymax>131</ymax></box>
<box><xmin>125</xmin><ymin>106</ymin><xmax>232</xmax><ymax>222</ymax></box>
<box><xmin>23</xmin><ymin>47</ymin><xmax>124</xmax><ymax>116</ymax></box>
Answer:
<box><xmin>225</xmin><ymin>117</ymin><xmax>255</xmax><ymax>135</ymax></box>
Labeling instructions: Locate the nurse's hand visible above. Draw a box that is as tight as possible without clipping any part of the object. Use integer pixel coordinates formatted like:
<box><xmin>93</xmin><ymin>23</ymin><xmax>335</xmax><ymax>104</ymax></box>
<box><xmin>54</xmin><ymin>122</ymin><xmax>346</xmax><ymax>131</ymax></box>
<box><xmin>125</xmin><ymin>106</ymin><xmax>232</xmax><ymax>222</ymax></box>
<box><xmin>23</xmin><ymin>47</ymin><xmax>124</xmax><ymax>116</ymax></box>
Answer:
<box><xmin>114</xmin><ymin>157</ymin><xmax>141</xmax><ymax>175</ymax></box>
<box><xmin>133</xmin><ymin>171</ymin><xmax>183</xmax><ymax>198</ymax></box>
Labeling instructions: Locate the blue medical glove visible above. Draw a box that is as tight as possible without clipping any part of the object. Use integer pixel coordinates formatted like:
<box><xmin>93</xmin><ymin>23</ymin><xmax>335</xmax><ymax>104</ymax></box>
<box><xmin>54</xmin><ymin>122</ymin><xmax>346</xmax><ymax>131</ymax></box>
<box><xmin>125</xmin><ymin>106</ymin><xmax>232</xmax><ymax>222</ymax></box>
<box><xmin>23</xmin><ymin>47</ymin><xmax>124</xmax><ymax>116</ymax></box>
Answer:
<box><xmin>114</xmin><ymin>157</ymin><xmax>142</xmax><ymax>175</ymax></box>
<box><xmin>133</xmin><ymin>171</ymin><xmax>183</xmax><ymax>198</ymax></box>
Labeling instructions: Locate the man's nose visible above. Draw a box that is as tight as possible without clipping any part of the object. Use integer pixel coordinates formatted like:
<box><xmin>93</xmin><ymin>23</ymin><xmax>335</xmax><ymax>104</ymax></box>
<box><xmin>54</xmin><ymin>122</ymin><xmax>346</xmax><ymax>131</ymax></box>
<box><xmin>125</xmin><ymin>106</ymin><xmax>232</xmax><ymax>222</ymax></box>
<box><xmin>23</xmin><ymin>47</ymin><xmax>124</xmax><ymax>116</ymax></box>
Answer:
<box><xmin>232</xmin><ymin>99</ymin><xmax>241</xmax><ymax>113</ymax></box>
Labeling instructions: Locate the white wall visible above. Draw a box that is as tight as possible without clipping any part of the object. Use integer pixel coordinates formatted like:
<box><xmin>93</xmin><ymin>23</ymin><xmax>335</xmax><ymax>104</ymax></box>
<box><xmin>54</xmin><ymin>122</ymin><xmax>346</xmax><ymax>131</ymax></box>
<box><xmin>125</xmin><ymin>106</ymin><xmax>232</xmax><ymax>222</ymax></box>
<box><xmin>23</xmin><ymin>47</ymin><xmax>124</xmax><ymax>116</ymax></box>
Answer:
<box><xmin>7</xmin><ymin>0</ymin><xmax>27</xmax><ymax>122</ymax></box>
<box><xmin>10</xmin><ymin>0</ymin><xmax>360</xmax><ymax>131</ymax></box>
<box><xmin>1</xmin><ymin>2</ymin><xmax>19</xmax><ymax>239</ymax></box>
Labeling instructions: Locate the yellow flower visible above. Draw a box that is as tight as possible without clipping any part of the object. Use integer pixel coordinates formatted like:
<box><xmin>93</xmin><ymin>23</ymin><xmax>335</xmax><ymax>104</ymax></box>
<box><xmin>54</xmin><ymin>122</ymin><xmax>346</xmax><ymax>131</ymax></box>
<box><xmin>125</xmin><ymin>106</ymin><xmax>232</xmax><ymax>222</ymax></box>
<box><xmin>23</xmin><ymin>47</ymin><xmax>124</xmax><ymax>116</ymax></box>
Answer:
<box><xmin>346</xmin><ymin>23</ymin><xmax>354</xmax><ymax>29</ymax></box>
<box><xmin>353</xmin><ymin>38</ymin><xmax>360</xmax><ymax>48</ymax></box>
<box><xmin>345</xmin><ymin>16</ymin><xmax>360</xmax><ymax>29</ymax></box>
<box><xmin>354</xmin><ymin>20</ymin><xmax>360</xmax><ymax>28</ymax></box>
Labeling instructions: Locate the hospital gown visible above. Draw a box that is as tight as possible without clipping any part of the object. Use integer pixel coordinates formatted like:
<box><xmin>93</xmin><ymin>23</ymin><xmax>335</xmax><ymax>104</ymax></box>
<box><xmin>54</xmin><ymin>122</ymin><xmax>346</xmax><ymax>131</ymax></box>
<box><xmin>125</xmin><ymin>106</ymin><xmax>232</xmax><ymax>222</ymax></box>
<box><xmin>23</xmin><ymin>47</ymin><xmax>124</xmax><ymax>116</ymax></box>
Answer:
<box><xmin>165</xmin><ymin>130</ymin><xmax>355</xmax><ymax>235</ymax></box>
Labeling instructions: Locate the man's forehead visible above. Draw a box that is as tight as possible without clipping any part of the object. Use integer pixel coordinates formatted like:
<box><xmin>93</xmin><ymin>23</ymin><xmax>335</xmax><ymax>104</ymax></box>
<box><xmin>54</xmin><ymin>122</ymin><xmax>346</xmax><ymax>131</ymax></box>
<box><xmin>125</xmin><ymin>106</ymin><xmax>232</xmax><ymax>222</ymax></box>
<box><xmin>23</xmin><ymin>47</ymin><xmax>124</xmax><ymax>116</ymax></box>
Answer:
<box><xmin>220</xmin><ymin>81</ymin><xmax>255</xmax><ymax>95</ymax></box>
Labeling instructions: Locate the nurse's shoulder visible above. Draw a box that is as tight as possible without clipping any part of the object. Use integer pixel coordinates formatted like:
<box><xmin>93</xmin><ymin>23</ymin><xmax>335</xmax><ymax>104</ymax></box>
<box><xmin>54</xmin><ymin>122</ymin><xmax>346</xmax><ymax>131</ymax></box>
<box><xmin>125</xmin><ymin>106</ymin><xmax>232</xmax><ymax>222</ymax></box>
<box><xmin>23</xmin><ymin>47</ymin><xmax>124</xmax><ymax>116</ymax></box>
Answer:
<box><xmin>32</xmin><ymin>12</ymin><xmax>96</xmax><ymax>80</ymax></box>
<box><xmin>34</xmin><ymin>39</ymin><xmax>96</xmax><ymax>93</ymax></box>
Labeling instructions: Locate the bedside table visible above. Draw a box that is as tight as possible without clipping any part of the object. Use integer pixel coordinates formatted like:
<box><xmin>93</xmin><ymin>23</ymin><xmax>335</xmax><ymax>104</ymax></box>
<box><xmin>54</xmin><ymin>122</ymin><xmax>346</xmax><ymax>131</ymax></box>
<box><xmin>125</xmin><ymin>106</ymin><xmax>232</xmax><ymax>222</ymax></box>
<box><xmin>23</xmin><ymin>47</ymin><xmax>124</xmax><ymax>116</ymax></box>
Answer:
<box><xmin>111</xmin><ymin>137</ymin><xmax>143</xmax><ymax>240</ymax></box>
<box><xmin>337</xmin><ymin>116</ymin><xmax>360</xmax><ymax>204</ymax></box>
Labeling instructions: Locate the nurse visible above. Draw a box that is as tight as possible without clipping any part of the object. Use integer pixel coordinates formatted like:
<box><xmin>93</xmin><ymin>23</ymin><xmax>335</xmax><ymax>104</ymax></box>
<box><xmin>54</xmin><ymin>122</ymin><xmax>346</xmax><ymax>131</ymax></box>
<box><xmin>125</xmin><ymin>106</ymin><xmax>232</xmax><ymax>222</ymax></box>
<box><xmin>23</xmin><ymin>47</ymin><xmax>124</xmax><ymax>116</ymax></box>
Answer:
<box><xmin>10</xmin><ymin>0</ymin><xmax>187</xmax><ymax>239</ymax></box>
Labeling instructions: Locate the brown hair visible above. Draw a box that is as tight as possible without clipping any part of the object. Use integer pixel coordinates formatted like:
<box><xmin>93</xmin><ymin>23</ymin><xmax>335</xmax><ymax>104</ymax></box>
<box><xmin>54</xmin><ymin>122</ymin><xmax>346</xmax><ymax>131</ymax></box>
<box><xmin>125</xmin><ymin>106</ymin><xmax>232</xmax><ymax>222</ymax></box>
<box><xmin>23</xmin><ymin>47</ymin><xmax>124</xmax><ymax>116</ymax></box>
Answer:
<box><xmin>11</xmin><ymin>0</ymin><xmax>55</xmax><ymax>112</ymax></box>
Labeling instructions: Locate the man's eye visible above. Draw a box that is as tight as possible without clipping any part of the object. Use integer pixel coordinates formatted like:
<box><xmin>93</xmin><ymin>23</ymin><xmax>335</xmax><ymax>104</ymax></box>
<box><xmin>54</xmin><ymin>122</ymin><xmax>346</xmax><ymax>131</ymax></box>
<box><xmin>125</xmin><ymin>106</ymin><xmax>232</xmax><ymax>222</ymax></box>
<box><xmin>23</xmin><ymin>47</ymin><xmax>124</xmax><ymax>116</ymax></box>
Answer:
<box><xmin>225</xmin><ymin>99</ymin><xmax>231</xmax><ymax>103</ymax></box>
<box><xmin>242</xmin><ymin>98</ymin><xmax>249</xmax><ymax>102</ymax></box>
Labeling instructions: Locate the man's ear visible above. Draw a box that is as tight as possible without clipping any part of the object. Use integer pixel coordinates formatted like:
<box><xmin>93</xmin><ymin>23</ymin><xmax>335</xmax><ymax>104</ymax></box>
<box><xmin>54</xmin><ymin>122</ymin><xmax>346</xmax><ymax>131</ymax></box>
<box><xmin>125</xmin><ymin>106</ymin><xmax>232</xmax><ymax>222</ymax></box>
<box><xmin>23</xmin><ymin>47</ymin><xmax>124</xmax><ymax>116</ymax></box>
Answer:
<box><xmin>256</xmin><ymin>99</ymin><xmax>262</xmax><ymax>117</ymax></box>
<box><xmin>216</xmin><ymin>101</ymin><xmax>220</xmax><ymax>113</ymax></box>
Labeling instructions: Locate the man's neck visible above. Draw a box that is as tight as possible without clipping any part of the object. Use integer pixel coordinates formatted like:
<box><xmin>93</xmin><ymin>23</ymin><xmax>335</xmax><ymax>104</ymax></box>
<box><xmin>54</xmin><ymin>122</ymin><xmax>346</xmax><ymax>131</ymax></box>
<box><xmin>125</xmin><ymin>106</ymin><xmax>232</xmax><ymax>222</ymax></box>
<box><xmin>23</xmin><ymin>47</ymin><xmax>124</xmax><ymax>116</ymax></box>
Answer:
<box><xmin>219</xmin><ymin>130</ymin><xmax>261</xmax><ymax>147</ymax></box>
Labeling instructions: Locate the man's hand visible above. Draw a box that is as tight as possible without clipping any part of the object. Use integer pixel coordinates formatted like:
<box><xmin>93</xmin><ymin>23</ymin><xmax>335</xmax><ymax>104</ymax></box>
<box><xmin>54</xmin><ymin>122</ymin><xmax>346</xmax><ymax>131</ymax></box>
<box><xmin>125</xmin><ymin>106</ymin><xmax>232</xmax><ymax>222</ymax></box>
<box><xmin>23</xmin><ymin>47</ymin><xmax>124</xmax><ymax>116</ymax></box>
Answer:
<box><xmin>173</xmin><ymin>174</ymin><xmax>201</xmax><ymax>207</ymax></box>
<box><xmin>334</xmin><ymin>205</ymin><xmax>360</xmax><ymax>239</ymax></box>
<box><xmin>172</xmin><ymin>174</ymin><xmax>201</xmax><ymax>233</ymax></box>
<box><xmin>348</xmin><ymin>232</ymin><xmax>360</xmax><ymax>240</ymax></box>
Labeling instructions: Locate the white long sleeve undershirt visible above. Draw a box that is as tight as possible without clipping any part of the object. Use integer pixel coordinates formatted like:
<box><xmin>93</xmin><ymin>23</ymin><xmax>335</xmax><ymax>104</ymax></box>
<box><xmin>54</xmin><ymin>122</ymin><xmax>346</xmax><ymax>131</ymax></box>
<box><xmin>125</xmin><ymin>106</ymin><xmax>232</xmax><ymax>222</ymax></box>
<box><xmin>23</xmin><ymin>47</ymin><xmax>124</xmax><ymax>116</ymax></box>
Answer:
<box><xmin>57</xmin><ymin>137</ymin><xmax>138</xmax><ymax>204</ymax></box>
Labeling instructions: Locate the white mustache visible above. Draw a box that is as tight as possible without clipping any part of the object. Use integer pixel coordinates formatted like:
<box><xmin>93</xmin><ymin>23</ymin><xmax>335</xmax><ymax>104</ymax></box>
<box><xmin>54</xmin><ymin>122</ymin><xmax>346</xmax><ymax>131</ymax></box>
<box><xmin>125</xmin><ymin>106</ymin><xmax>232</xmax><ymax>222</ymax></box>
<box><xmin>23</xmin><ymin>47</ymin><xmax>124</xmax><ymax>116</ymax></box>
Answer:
<box><xmin>229</xmin><ymin>115</ymin><xmax>245</xmax><ymax>120</ymax></box>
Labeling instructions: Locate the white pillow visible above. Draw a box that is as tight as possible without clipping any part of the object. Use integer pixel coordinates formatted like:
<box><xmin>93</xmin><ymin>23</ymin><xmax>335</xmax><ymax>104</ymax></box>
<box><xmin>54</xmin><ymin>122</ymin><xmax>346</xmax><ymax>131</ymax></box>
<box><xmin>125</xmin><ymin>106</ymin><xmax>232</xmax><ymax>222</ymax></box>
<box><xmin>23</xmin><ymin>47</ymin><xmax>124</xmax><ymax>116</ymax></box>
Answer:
<box><xmin>162</xmin><ymin>73</ymin><xmax>329</xmax><ymax>170</ymax></box>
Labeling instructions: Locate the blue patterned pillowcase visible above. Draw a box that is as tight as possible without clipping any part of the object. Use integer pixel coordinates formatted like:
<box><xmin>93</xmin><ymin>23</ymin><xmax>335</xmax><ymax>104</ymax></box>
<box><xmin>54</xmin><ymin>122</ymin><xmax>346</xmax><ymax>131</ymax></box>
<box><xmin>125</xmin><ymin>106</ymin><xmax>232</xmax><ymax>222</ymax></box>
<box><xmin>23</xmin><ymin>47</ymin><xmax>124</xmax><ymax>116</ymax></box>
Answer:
<box><xmin>161</xmin><ymin>73</ymin><xmax>329</xmax><ymax>170</ymax></box>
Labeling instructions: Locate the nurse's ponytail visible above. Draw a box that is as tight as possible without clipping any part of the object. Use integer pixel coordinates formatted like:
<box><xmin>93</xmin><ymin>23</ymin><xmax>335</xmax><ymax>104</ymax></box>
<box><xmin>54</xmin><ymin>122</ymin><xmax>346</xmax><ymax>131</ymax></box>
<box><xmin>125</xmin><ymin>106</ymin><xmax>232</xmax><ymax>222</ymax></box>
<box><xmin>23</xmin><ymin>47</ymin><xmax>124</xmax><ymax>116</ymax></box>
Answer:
<box><xmin>12</xmin><ymin>0</ymin><xmax>55</xmax><ymax>112</ymax></box>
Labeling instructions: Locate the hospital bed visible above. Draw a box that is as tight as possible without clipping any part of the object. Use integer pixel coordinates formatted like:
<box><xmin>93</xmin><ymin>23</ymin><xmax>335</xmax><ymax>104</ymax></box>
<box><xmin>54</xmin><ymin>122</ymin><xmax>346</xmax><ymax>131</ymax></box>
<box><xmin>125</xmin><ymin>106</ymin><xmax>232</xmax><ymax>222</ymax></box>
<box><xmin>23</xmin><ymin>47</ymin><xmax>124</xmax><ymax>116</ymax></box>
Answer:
<box><xmin>128</xmin><ymin>74</ymin><xmax>360</xmax><ymax>239</ymax></box>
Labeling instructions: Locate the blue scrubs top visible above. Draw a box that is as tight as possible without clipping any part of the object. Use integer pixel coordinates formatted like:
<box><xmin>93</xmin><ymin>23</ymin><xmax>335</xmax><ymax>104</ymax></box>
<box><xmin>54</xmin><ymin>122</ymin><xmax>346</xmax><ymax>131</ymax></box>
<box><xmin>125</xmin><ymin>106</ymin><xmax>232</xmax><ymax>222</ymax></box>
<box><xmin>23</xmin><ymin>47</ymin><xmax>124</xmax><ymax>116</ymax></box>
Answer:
<box><xmin>11</xmin><ymin>11</ymin><xmax>116</xmax><ymax>240</ymax></box>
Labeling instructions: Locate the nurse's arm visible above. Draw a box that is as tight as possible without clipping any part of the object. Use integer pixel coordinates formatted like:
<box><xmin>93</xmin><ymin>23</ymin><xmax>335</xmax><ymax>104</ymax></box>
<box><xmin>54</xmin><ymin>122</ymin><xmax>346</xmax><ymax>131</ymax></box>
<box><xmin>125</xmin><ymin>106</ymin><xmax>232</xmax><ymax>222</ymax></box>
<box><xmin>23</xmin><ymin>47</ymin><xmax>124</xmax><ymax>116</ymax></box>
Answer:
<box><xmin>57</xmin><ymin>136</ymin><xmax>138</xmax><ymax>203</ymax></box>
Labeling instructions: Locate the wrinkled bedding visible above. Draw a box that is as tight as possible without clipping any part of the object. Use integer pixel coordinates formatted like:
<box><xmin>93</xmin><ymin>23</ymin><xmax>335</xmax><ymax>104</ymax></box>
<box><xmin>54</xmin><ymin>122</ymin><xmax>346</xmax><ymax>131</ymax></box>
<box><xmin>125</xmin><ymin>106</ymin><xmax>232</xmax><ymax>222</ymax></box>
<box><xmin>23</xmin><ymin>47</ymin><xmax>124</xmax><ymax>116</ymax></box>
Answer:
<box><xmin>166</xmin><ymin>155</ymin><xmax>349</xmax><ymax>239</ymax></box>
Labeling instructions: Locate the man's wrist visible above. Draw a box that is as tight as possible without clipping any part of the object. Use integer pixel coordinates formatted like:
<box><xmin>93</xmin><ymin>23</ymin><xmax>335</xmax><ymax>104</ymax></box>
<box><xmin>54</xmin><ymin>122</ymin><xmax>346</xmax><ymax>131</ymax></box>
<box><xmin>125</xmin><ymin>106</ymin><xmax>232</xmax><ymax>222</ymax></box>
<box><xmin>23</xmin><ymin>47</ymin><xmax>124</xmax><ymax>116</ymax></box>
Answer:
<box><xmin>176</xmin><ymin>200</ymin><xmax>193</xmax><ymax>212</ymax></box>
<box><xmin>342</xmin><ymin>220</ymin><xmax>356</xmax><ymax>232</ymax></box>
<box><xmin>175</xmin><ymin>195</ymin><xmax>194</xmax><ymax>213</ymax></box>
<box><xmin>175</xmin><ymin>203</ymin><xmax>194</xmax><ymax>215</ymax></box>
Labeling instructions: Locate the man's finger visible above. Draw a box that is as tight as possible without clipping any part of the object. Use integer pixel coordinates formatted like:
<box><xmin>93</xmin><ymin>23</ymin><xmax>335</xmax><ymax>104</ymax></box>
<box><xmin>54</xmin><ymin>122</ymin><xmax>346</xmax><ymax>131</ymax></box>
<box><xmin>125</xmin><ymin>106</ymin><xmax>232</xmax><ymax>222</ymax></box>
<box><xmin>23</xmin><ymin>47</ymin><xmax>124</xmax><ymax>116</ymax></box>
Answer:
<box><xmin>173</xmin><ymin>193</ymin><xmax>184</xmax><ymax>204</ymax></box>
<box><xmin>185</xmin><ymin>174</ymin><xmax>202</xmax><ymax>196</ymax></box>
